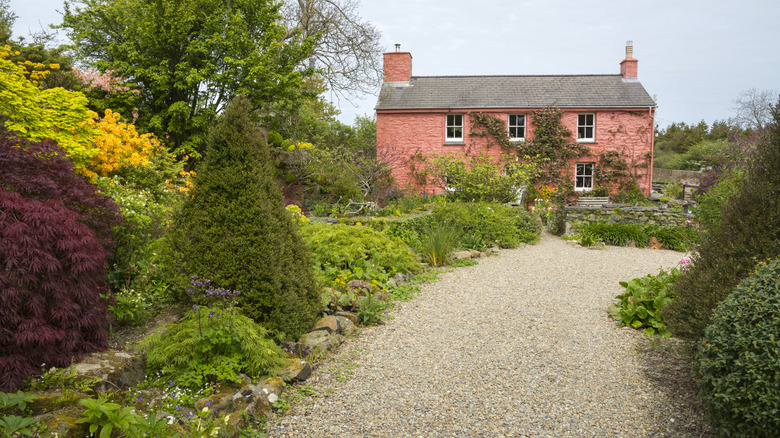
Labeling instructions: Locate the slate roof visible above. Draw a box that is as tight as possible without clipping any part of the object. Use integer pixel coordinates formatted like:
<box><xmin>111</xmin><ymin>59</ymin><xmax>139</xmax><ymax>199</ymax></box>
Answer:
<box><xmin>376</xmin><ymin>75</ymin><xmax>656</xmax><ymax>111</ymax></box>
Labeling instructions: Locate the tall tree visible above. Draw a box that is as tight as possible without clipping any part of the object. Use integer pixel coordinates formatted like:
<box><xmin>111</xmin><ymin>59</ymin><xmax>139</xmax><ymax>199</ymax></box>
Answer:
<box><xmin>731</xmin><ymin>87</ymin><xmax>778</xmax><ymax>130</ymax></box>
<box><xmin>281</xmin><ymin>0</ymin><xmax>382</xmax><ymax>99</ymax></box>
<box><xmin>61</xmin><ymin>0</ymin><xmax>315</xmax><ymax>156</ymax></box>
<box><xmin>0</xmin><ymin>0</ymin><xmax>16</xmax><ymax>43</ymax></box>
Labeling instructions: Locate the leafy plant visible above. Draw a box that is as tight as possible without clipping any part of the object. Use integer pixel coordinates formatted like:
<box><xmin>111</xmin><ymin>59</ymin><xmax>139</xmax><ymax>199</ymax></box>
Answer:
<box><xmin>300</xmin><ymin>222</ymin><xmax>421</xmax><ymax>279</ymax></box>
<box><xmin>608</xmin><ymin>267</ymin><xmax>680</xmax><ymax>336</ymax></box>
<box><xmin>0</xmin><ymin>415</ymin><xmax>37</xmax><ymax>437</ymax></box>
<box><xmin>138</xmin><ymin>277</ymin><xmax>287</xmax><ymax>389</ymax></box>
<box><xmin>430</xmin><ymin>202</ymin><xmax>540</xmax><ymax>248</ymax></box>
<box><xmin>420</xmin><ymin>225</ymin><xmax>459</xmax><ymax>267</ymax></box>
<box><xmin>76</xmin><ymin>397</ymin><xmax>142</xmax><ymax>438</ymax></box>
<box><xmin>459</xmin><ymin>233</ymin><xmax>487</xmax><ymax>251</ymax></box>
<box><xmin>694</xmin><ymin>258</ymin><xmax>780</xmax><ymax>437</ymax></box>
<box><xmin>356</xmin><ymin>295</ymin><xmax>388</xmax><ymax>326</ymax></box>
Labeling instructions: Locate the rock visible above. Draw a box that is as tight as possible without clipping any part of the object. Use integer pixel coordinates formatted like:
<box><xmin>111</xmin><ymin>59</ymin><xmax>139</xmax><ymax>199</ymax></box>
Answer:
<box><xmin>334</xmin><ymin>316</ymin><xmax>356</xmax><ymax>335</ymax></box>
<box><xmin>195</xmin><ymin>388</ymin><xmax>234</xmax><ymax>412</ymax></box>
<box><xmin>311</xmin><ymin>315</ymin><xmax>340</xmax><ymax>333</ymax></box>
<box><xmin>468</xmin><ymin>249</ymin><xmax>481</xmax><ymax>258</ymax></box>
<box><xmin>334</xmin><ymin>311</ymin><xmax>361</xmax><ymax>326</ymax></box>
<box><xmin>392</xmin><ymin>273</ymin><xmax>410</xmax><ymax>283</ymax></box>
<box><xmin>299</xmin><ymin>330</ymin><xmax>343</xmax><ymax>353</ymax></box>
<box><xmin>34</xmin><ymin>403</ymin><xmax>89</xmax><ymax>438</ymax></box>
<box><xmin>278</xmin><ymin>359</ymin><xmax>312</xmax><ymax>382</ymax></box>
<box><xmin>71</xmin><ymin>350</ymin><xmax>145</xmax><ymax>392</ymax></box>
<box><xmin>346</xmin><ymin>279</ymin><xmax>371</xmax><ymax>291</ymax></box>
<box><xmin>627</xmin><ymin>240</ymin><xmax>636</xmax><ymax>248</ymax></box>
<box><xmin>25</xmin><ymin>390</ymin><xmax>89</xmax><ymax>416</ymax></box>
<box><xmin>452</xmin><ymin>250</ymin><xmax>472</xmax><ymax>260</ymax></box>
<box><xmin>489</xmin><ymin>246</ymin><xmax>500</xmax><ymax>254</ymax></box>
<box><xmin>478</xmin><ymin>252</ymin><xmax>487</xmax><ymax>258</ymax></box>
<box><xmin>281</xmin><ymin>341</ymin><xmax>314</xmax><ymax>358</ymax></box>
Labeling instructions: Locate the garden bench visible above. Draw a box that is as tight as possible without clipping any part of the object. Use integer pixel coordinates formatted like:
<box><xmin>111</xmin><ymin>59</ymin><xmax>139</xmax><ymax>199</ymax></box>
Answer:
<box><xmin>575</xmin><ymin>196</ymin><xmax>610</xmax><ymax>207</ymax></box>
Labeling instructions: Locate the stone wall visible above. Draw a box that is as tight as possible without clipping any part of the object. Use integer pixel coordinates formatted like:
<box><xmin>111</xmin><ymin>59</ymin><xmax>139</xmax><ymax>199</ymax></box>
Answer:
<box><xmin>563</xmin><ymin>203</ymin><xmax>690</xmax><ymax>230</ymax></box>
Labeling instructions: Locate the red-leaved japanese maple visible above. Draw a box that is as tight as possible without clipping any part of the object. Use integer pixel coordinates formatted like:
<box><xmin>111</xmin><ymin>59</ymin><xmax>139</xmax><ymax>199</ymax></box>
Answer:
<box><xmin>0</xmin><ymin>133</ymin><xmax>122</xmax><ymax>255</ymax></box>
<box><xmin>0</xmin><ymin>134</ymin><xmax>118</xmax><ymax>391</ymax></box>
<box><xmin>0</xmin><ymin>189</ymin><xmax>111</xmax><ymax>391</ymax></box>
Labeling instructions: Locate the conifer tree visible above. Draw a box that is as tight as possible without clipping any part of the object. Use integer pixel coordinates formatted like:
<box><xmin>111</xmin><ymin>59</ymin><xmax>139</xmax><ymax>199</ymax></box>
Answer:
<box><xmin>168</xmin><ymin>96</ymin><xmax>321</xmax><ymax>341</ymax></box>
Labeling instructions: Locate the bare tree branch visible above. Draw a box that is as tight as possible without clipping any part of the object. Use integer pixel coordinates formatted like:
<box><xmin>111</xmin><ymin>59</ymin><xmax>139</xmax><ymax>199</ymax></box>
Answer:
<box><xmin>282</xmin><ymin>0</ymin><xmax>382</xmax><ymax>101</ymax></box>
<box><xmin>731</xmin><ymin>87</ymin><xmax>778</xmax><ymax>130</ymax></box>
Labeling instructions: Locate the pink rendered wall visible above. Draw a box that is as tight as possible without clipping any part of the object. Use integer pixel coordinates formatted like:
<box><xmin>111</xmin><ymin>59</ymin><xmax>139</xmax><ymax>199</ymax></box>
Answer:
<box><xmin>377</xmin><ymin>108</ymin><xmax>655</xmax><ymax>196</ymax></box>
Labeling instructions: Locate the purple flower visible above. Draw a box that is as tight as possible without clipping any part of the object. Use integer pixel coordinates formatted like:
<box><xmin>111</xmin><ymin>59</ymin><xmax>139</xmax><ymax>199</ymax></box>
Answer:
<box><xmin>137</xmin><ymin>396</ymin><xmax>143</xmax><ymax>402</ymax></box>
<box><xmin>192</xmin><ymin>305</ymin><xmax>198</xmax><ymax>311</ymax></box>
<box><xmin>205</xmin><ymin>400</ymin><xmax>213</xmax><ymax>407</ymax></box>
<box><xmin>208</xmin><ymin>311</ymin><xmax>215</xmax><ymax>318</ymax></box>
<box><xmin>168</xmin><ymin>380</ymin><xmax>175</xmax><ymax>386</ymax></box>
<box><xmin>190</xmin><ymin>275</ymin><xmax>199</xmax><ymax>280</ymax></box>
<box><xmin>187</xmin><ymin>288</ymin><xmax>194</xmax><ymax>294</ymax></box>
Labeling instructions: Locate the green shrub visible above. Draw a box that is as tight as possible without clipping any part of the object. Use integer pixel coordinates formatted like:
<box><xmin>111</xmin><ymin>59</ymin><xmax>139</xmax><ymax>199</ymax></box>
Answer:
<box><xmin>431</xmin><ymin>202</ymin><xmax>540</xmax><ymax>248</ymax></box>
<box><xmin>665</xmin><ymin>105</ymin><xmax>780</xmax><ymax>340</ymax></box>
<box><xmin>608</xmin><ymin>267</ymin><xmax>680</xmax><ymax>337</ymax></box>
<box><xmin>138</xmin><ymin>278</ymin><xmax>286</xmax><ymax>389</ymax></box>
<box><xmin>645</xmin><ymin>225</ymin><xmax>697</xmax><ymax>252</ymax></box>
<box><xmin>694</xmin><ymin>258</ymin><xmax>780</xmax><ymax>437</ymax></box>
<box><xmin>300</xmin><ymin>222</ymin><xmax>421</xmax><ymax>280</ymax></box>
<box><xmin>546</xmin><ymin>207</ymin><xmax>567</xmax><ymax>236</ymax></box>
<box><xmin>164</xmin><ymin>97</ymin><xmax>321</xmax><ymax>341</ymax></box>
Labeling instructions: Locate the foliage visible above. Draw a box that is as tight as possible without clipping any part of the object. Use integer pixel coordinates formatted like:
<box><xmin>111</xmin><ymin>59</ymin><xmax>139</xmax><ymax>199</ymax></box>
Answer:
<box><xmin>139</xmin><ymin>277</ymin><xmax>287</xmax><ymax>389</ymax></box>
<box><xmin>300</xmin><ymin>222</ymin><xmax>421</xmax><ymax>280</ymax></box>
<box><xmin>285</xmin><ymin>204</ymin><xmax>310</xmax><ymax>226</ymax></box>
<box><xmin>694</xmin><ymin>258</ymin><xmax>780</xmax><ymax>437</ymax></box>
<box><xmin>608</xmin><ymin>267</ymin><xmax>681</xmax><ymax>337</ymax></box>
<box><xmin>423</xmin><ymin>152</ymin><xmax>537</xmax><ymax>203</ymax></box>
<box><xmin>76</xmin><ymin>396</ymin><xmax>175</xmax><ymax>438</ymax></box>
<box><xmin>62</xmin><ymin>0</ymin><xmax>315</xmax><ymax>157</ymax></box>
<box><xmin>546</xmin><ymin>207</ymin><xmax>566</xmax><ymax>236</ymax></box>
<box><xmin>430</xmin><ymin>202</ymin><xmax>541</xmax><ymax>248</ymax></box>
<box><xmin>0</xmin><ymin>188</ymin><xmax>111</xmax><ymax>392</ymax></box>
<box><xmin>593</xmin><ymin>150</ymin><xmax>649</xmax><ymax>200</ymax></box>
<box><xmin>468</xmin><ymin>112</ymin><xmax>519</xmax><ymax>152</ymax></box>
<box><xmin>665</xmin><ymin>101</ymin><xmax>780</xmax><ymax>340</ymax></box>
<box><xmin>71</xmin><ymin>67</ymin><xmax>140</xmax><ymax>118</ymax></box>
<box><xmin>0</xmin><ymin>44</ymin><xmax>99</xmax><ymax>168</ymax></box>
<box><xmin>517</xmin><ymin>107</ymin><xmax>591</xmax><ymax>202</ymax></box>
<box><xmin>420</xmin><ymin>225</ymin><xmax>459</xmax><ymax>267</ymax></box>
<box><xmin>164</xmin><ymin>96</ymin><xmax>321</xmax><ymax>341</ymax></box>
<box><xmin>459</xmin><ymin>233</ymin><xmax>487</xmax><ymax>252</ymax></box>
<box><xmin>574</xmin><ymin>222</ymin><xmax>696</xmax><ymax>252</ymax></box>
<box><xmin>0</xmin><ymin>134</ymin><xmax>122</xmax><ymax>253</ymax></box>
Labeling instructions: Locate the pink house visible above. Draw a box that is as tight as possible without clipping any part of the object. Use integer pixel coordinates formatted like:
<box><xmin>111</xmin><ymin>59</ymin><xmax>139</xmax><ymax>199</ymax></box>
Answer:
<box><xmin>376</xmin><ymin>42</ymin><xmax>657</xmax><ymax>196</ymax></box>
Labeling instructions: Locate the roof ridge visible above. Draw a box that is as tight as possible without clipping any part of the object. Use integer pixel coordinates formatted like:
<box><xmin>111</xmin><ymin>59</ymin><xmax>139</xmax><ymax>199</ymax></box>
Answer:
<box><xmin>410</xmin><ymin>74</ymin><xmax>624</xmax><ymax>79</ymax></box>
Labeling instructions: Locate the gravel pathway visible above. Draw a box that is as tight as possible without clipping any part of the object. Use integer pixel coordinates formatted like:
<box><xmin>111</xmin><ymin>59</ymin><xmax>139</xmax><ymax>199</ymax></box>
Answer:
<box><xmin>266</xmin><ymin>232</ymin><xmax>713</xmax><ymax>437</ymax></box>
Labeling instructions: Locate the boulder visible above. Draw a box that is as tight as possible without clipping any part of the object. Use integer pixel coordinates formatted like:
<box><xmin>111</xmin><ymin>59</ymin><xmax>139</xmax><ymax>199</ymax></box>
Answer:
<box><xmin>281</xmin><ymin>341</ymin><xmax>314</xmax><ymax>358</ymax></box>
<box><xmin>311</xmin><ymin>315</ymin><xmax>340</xmax><ymax>333</ymax></box>
<box><xmin>299</xmin><ymin>330</ymin><xmax>343</xmax><ymax>353</ymax></box>
<box><xmin>70</xmin><ymin>350</ymin><xmax>145</xmax><ymax>392</ymax></box>
<box><xmin>34</xmin><ymin>403</ymin><xmax>90</xmax><ymax>438</ymax></box>
<box><xmin>278</xmin><ymin>359</ymin><xmax>312</xmax><ymax>383</ymax></box>
<box><xmin>468</xmin><ymin>249</ymin><xmax>481</xmax><ymax>258</ymax></box>
<box><xmin>334</xmin><ymin>316</ymin><xmax>356</xmax><ymax>335</ymax></box>
<box><xmin>334</xmin><ymin>311</ymin><xmax>361</xmax><ymax>326</ymax></box>
<box><xmin>451</xmin><ymin>250</ymin><xmax>472</xmax><ymax>260</ymax></box>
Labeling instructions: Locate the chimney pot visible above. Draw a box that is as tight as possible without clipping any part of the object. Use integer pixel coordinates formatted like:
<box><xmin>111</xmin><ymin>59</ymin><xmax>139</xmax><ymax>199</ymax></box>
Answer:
<box><xmin>626</xmin><ymin>40</ymin><xmax>634</xmax><ymax>59</ymax></box>
<box><xmin>395</xmin><ymin>43</ymin><xmax>401</xmax><ymax>52</ymax></box>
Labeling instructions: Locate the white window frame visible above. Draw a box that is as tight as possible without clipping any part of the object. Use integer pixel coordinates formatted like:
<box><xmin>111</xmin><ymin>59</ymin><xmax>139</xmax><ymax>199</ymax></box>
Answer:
<box><xmin>446</xmin><ymin>114</ymin><xmax>463</xmax><ymax>142</ymax></box>
<box><xmin>508</xmin><ymin>114</ymin><xmax>526</xmax><ymax>141</ymax></box>
<box><xmin>575</xmin><ymin>163</ymin><xmax>594</xmax><ymax>191</ymax></box>
<box><xmin>577</xmin><ymin>113</ymin><xmax>595</xmax><ymax>142</ymax></box>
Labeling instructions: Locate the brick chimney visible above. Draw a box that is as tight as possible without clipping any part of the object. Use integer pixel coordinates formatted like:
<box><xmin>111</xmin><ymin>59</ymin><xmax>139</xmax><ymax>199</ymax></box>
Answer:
<box><xmin>620</xmin><ymin>41</ymin><xmax>638</xmax><ymax>79</ymax></box>
<box><xmin>383</xmin><ymin>44</ymin><xmax>412</xmax><ymax>82</ymax></box>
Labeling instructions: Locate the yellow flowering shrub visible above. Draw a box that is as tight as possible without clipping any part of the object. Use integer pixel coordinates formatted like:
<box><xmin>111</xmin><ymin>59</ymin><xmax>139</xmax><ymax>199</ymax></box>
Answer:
<box><xmin>285</xmin><ymin>204</ymin><xmax>309</xmax><ymax>226</ymax></box>
<box><xmin>82</xmin><ymin>109</ymin><xmax>163</xmax><ymax>180</ymax></box>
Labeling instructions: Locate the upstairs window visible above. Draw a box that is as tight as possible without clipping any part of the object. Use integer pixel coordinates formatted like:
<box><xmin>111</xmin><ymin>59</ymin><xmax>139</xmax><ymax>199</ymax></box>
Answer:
<box><xmin>575</xmin><ymin>163</ymin><xmax>594</xmax><ymax>191</ymax></box>
<box><xmin>508</xmin><ymin>114</ymin><xmax>526</xmax><ymax>140</ymax></box>
<box><xmin>446</xmin><ymin>114</ymin><xmax>463</xmax><ymax>142</ymax></box>
<box><xmin>577</xmin><ymin>113</ymin><xmax>594</xmax><ymax>142</ymax></box>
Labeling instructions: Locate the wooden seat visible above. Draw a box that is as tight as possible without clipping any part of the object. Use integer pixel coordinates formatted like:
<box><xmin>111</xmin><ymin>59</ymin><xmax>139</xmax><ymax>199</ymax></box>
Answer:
<box><xmin>575</xmin><ymin>197</ymin><xmax>610</xmax><ymax>207</ymax></box>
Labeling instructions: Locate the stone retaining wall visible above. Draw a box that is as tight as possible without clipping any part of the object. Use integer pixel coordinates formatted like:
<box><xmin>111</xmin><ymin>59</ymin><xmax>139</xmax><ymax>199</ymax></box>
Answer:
<box><xmin>563</xmin><ymin>204</ymin><xmax>690</xmax><ymax>230</ymax></box>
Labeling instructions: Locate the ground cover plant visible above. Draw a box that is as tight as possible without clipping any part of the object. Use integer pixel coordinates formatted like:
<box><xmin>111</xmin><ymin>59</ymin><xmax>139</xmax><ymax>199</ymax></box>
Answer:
<box><xmin>164</xmin><ymin>97</ymin><xmax>321</xmax><ymax>342</ymax></box>
<box><xmin>694</xmin><ymin>257</ymin><xmax>780</xmax><ymax>437</ymax></box>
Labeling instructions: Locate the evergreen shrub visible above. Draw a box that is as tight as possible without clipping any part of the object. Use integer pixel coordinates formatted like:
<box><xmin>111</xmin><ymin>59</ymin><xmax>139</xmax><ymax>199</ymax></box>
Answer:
<box><xmin>694</xmin><ymin>258</ymin><xmax>780</xmax><ymax>437</ymax></box>
<box><xmin>165</xmin><ymin>97</ymin><xmax>321</xmax><ymax>341</ymax></box>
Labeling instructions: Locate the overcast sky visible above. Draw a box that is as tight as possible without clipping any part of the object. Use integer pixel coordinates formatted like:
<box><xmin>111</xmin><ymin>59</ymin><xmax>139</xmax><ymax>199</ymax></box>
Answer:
<box><xmin>10</xmin><ymin>0</ymin><xmax>780</xmax><ymax>129</ymax></box>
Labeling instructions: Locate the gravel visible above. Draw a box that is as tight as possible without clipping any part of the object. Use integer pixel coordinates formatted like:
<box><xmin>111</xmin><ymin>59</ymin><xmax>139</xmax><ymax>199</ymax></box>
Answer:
<box><xmin>265</xmin><ymin>232</ymin><xmax>714</xmax><ymax>437</ymax></box>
